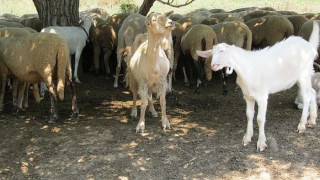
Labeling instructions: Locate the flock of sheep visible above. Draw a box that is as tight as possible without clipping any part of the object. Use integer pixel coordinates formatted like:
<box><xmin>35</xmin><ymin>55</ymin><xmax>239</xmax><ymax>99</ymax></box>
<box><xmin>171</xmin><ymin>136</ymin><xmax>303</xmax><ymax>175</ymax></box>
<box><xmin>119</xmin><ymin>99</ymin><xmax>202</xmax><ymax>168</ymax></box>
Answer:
<box><xmin>0</xmin><ymin>6</ymin><xmax>319</xmax><ymax>151</ymax></box>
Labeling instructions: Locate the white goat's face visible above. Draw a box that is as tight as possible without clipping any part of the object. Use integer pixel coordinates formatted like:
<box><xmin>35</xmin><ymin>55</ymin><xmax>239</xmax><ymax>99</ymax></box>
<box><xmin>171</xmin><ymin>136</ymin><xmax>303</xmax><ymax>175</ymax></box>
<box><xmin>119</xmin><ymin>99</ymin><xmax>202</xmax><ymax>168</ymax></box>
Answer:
<box><xmin>146</xmin><ymin>12</ymin><xmax>175</xmax><ymax>35</ymax></box>
<box><xmin>196</xmin><ymin>43</ymin><xmax>232</xmax><ymax>71</ymax></box>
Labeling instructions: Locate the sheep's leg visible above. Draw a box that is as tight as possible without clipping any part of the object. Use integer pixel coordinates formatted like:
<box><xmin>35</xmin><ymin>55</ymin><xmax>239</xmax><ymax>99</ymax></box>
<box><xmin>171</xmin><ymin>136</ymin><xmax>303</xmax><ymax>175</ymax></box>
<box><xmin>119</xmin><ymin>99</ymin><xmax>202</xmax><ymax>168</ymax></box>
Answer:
<box><xmin>307</xmin><ymin>88</ymin><xmax>317</xmax><ymax>127</ymax></box>
<box><xmin>66</xmin><ymin>66</ymin><xmax>79</xmax><ymax>119</ymax></box>
<box><xmin>182</xmin><ymin>66</ymin><xmax>189</xmax><ymax>87</ymax></box>
<box><xmin>172</xmin><ymin>47</ymin><xmax>180</xmax><ymax>82</ymax></box>
<box><xmin>73</xmin><ymin>51</ymin><xmax>82</xmax><ymax>84</ymax></box>
<box><xmin>242</xmin><ymin>95</ymin><xmax>255</xmax><ymax>147</ymax></box>
<box><xmin>136</xmin><ymin>85</ymin><xmax>148</xmax><ymax>133</ymax></box>
<box><xmin>0</xmin><ymin>77</ymin><xmax>7</xmax><ymax>113</ymax></box>
<box><xmin>103</xmin><ymin>50</ymin><xmax>112</xmax><ymax>76</ymax></box>
<box><xmin>256</xmin><ymin>96</ymin><xmax>268</xmax><ymax>151</ymax></box>
<box><xmin>131</xmin><ymin>88</ymin><xmax>138</xmax><ymax>118</ymax></box>
<box><xmin>148</xmin><ymin>91</ymin><xmax>157</xmax><ymax>117</ymax></box>
<box><xmin>114</xmin><ymin>52</ymin><xmax>122</xmax><ymax>88</ymax></box>
<box><xmin>48</xmin><ymin>93</ymin><xmax>58</xmax><ymax>123</ymax></box>
<box><xmin>22</xmin><ymin>83</ymin><xmax>30</xmax><ymax>109</ymax></box>
<box><xmin>93</xmin><ymin>44</ymin><xmax>101</xmax><ymax>75</ymax></box>
<box><xmin>221</xmin><ymin>69</ymin><xmax>229</xmax><ymax>95</ymax></box>
<box><xmin>11</xmin><ymin>78</ymin><xmax>18</xmax><ymax>109</ymax></box>
<box><xmin>15</xmin><ymin>80</ymin><xmax>26</xmax><ymax>113</ymax></box>
<box><xmin>297</xmin><ymin>85</ymin><xmax>312</xmax><ymax>132</ymax></box>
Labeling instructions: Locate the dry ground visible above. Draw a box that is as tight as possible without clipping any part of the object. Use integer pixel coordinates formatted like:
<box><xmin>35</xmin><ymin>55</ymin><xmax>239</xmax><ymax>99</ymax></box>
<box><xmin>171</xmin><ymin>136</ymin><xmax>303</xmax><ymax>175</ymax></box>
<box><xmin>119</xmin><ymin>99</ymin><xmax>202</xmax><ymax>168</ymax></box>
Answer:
<box><xmin>0</xmin><ymin>72</ymin><xmax>319</xmax><ymax>179</ymax></box>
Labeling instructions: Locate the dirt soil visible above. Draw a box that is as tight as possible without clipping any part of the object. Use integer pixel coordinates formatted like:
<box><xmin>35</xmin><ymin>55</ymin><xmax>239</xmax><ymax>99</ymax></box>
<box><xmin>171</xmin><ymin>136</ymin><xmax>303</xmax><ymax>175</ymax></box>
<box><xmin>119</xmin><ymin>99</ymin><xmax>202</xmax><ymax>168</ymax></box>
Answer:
<box><xmin>0</xmin><ymin>73</ymin><xmax>319</xmax><ymax>180</ymax></box>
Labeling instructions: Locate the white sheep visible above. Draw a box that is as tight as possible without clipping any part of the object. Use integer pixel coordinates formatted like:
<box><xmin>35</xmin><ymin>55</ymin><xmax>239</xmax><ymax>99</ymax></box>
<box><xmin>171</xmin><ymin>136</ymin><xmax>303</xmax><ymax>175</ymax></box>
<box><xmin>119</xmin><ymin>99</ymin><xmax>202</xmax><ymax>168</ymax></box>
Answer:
<box><xmin>125</xmin><ymin>11</ymin><xmax>174</xmax><ymax>133</ymax></box>
<box><xmin>0</xmin><ymin>32</ymin><xmax>79</xmax><ymax>123</ymax></box>
<box><xmin>41</xmin><ymin>17</ymin><xmax>95</xmax><ymax>83</ymax></box>
<box><xmin>196</xmin><ymin>21</ymin><xmax>319</xmax><ymax>151</ymax></box>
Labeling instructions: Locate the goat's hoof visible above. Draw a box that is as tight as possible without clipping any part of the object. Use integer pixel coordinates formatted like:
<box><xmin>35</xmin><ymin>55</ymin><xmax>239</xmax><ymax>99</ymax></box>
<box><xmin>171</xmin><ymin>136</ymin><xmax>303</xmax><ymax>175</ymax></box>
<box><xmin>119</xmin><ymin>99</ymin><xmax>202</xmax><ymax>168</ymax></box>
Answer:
<box><xmin>242</xmin><ymin>135</ymin><xmax>252</xmax><ymax>146</ymax></box>
<box><xmin>297</xmin><ymin>124</ymin><xmax>306</xmax><ymax>133</ymax></box>
<box><xmin>161</xmin><ymin>119</ymin><xmax>170</xmax><ymax>130</ymax></box>
<box><xmin>257</xmin><ymin>141</ymin><xmax>267</xmax><ymax>152</ymax></box>
<box><xmin>184</xmin><ymin>82</ymin><xmax>190</xmax><ymax>87</ymax></box>
<box><xmin>136</xmin><ymin>122</ymin><xmax>145</xmax><ymax>133</ymax></box>
<box><xmin>307</xmin><ymin>122</ymin><xmax>316</xmax><ymax>128</ymax></box>
<box><xmin>194</xmin><ymin>88</ymin><xmax>200</xmax><ymax>94</ymax></box>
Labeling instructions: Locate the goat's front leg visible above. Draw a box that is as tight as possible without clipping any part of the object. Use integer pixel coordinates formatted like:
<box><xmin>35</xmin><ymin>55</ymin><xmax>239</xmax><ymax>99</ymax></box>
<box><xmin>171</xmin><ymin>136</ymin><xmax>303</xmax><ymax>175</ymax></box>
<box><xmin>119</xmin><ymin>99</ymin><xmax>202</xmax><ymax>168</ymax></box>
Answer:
<box><xmin>136</xmin><ymin>85</ymin><xmax>148</xmax><ymax>133</ymax></box>
<box><xmin>256</xmin><ymin>96</ymin><xmax>268</xmax><ymax>151</ymax></box>
<box><xmin>242</xmin><ymin>95</ymin><xmax>255</xmax><ymax>147</ymax></box>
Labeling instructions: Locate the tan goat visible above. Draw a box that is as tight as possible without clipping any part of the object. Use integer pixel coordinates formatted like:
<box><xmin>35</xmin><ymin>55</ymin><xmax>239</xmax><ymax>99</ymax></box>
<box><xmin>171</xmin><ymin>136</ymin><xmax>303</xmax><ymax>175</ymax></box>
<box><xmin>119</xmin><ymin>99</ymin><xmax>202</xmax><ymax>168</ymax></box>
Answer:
<box><xmin>125</xmin><ymin>11</ymin><xmax>174</xmax><ymax>133</ymax></box>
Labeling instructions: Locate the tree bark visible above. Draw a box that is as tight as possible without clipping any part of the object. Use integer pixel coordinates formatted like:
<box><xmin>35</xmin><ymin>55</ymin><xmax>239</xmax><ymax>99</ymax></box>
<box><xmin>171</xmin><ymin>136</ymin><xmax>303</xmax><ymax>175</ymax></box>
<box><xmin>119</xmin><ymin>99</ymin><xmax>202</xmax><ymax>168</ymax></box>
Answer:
<box><xmin>138</xmin><ymin>0</ymin><xmax>156</xmax><ymax>16</ymax></box>
<box><xmin>33</xmin><ymin>0</ymin><xmax>79</xmax><ymax>28</ymax></box>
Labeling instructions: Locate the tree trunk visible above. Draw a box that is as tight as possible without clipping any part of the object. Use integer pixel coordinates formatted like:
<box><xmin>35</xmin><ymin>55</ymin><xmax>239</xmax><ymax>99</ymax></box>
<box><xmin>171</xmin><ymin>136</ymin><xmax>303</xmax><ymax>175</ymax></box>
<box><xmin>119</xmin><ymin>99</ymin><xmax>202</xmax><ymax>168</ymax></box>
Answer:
<box><xmin>138</xmin><ymin>0</ymin><xmax>156</xmax><ymax>16</ymax></box>
<box><xmin>33</xmin><ymin>0</ymin><xmax>79</xmax><ymax>28</ymax></box>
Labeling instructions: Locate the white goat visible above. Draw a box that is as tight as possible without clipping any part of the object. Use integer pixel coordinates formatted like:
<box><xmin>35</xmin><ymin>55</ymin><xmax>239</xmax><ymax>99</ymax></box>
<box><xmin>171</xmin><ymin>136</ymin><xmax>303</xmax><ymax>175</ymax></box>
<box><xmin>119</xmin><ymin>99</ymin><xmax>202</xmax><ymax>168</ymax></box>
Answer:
<box><xmin>41</xmin><ymin>17</ymin><xmax>95</xmax><ymax>83</ymax></box>
<box><xmin>197</xmin><ymin>21</ymin><xmax>319</xmax><ymax>151</ymax></box>
<box><xmin>125</xmin><ymin>12</ymin><xmax>174</xmax><ymax>133</ymax></box>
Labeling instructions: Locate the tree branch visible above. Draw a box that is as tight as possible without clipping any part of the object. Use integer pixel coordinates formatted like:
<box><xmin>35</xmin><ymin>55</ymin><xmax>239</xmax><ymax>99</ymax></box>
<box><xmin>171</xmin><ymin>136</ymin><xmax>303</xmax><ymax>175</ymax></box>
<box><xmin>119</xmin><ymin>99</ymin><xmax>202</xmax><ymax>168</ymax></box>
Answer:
<box><xmin>156</xmin><ymin>0</ymin><xmax>195</xmax><ymax>8</ymax></box>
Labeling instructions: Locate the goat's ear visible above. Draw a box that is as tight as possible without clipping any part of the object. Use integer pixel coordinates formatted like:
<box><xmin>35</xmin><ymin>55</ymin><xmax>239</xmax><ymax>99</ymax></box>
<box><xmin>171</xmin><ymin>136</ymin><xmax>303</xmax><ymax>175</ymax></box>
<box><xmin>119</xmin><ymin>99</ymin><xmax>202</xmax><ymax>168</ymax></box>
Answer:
<box><xmin>165</xmin><ymin>11</ymin><xmax>174</xmax><ymax>17</ymax></box>
<box><xmin>196</xmin><ymin>50</ymin><xmax>212</xmax><ymax>58</ymax></box>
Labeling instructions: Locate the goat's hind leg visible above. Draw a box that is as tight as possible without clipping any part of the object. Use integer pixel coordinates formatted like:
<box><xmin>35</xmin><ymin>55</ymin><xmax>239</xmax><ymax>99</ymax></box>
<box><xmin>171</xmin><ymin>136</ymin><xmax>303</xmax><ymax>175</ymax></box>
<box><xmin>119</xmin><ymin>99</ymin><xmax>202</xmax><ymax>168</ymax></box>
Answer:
<box><xmin>307</xmin><ymin>87</ymin><xmax>317</xmax><ymax>128</ymax></box>
<box><xmin>297</xmin><ymin>85</ymin><xmax>312</xmax><ymax>133</ymax></box>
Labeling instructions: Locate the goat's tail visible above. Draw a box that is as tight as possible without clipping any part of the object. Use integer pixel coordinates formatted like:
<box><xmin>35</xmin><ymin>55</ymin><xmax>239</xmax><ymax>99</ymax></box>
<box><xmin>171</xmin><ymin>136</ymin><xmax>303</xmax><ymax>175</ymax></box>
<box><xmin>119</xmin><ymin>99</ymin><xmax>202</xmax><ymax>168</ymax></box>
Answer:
<box><xmin>309</xmin><ymin>21</ymin><xmax>320</xmax><ymax>50</ymax></box>
<box><xmin>56</xmin><ymin>42</ymin><xmax>69</xmax><ymax>101</ymax></box>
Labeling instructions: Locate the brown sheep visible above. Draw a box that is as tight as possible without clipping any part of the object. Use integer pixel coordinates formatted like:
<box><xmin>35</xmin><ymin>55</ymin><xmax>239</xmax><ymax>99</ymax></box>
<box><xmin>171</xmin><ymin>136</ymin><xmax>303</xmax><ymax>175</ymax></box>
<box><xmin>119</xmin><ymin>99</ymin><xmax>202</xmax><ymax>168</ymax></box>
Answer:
<box><xmin>286</xmin><ymin>15</ymin><xmax>309</xmax><ymax>35</ymax></box>
<box><xmin>180</xmin><ymin>24</ymin><xmax>217</xmax><ymax>93</ymax></box>
<box><xmin>298</xmin><ymin>20</ymin><xmax>320</xmax><ymax>71</ymax></box>
<box><xmin>246</xmin><ymin>15</ymin><xmax>294</xmax><ymax>48</ymax></box>
<box><xmin>114</xmin><ymin>13</ymin><xmax>147</xmax><ymax>88</ymax></box>
<box><xmin>210</xmin><ymin>21</ymin><xmax>252</xmax><ymax>94</ymax></box>
<box><xmin>91</xmin><ymin>13</ymin><xmax>130</xmax><ymax>75</ymax></box>
<box><xmin>0</xmin><ymin>33</ymin><xmax>79</xmax><ymax>123</ymax></box>
<box><xmin>125</xmin><ymin>12</ymin><xmax>174</xmax><ymax>132</ymax></box>
<box><xmin>242</xmin><ymin>10</ymin><xmax>282</xmax><ymax>22</ymax></box>
<box><xmin>0</xmin><ymin>27</ymin><xmax>39</xmax><ymax>112</ymax></box>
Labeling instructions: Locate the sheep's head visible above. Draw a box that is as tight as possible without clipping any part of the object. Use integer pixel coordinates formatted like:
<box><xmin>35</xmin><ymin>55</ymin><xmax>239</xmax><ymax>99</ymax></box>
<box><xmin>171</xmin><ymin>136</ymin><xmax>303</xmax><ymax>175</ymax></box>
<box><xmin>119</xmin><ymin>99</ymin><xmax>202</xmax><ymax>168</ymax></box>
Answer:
<box><xmin>196</xmin><ymin>43</ymin><xmax>233</xmax><ymax>72</ymax></box>
<box><xmin>145</xmin><ymin>11</ymin><xmax>175</xmax><ymax>36</ymax></box>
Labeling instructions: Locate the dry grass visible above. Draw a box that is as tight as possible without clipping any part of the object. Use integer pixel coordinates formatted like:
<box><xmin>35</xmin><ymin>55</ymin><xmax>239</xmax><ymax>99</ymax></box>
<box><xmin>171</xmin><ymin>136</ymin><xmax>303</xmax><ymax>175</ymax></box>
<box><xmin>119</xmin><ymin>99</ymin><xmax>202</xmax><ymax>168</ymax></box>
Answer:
<box><xmin>0</xmin><ymin>0</ymin><xmax>319</xmax><ymax>17</ymax></box>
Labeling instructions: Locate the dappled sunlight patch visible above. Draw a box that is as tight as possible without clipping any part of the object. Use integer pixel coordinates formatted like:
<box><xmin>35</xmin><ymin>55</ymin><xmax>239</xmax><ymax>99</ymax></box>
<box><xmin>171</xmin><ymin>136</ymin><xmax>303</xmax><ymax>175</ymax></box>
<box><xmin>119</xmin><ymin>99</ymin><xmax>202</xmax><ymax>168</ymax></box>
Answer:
<box><xmin>20</xmin><ymin>161</ymin><xmax>29</xmax><ymax>175</ymax></box>
<box><xmin>40</xmin><ymin>125</ymin><xmax>49</xmax><ymax>130</ymax></box>
<box><xmin>51</xmin><ymin>127</ymin><xmax>61</xmax><ymax>133</ymax></box>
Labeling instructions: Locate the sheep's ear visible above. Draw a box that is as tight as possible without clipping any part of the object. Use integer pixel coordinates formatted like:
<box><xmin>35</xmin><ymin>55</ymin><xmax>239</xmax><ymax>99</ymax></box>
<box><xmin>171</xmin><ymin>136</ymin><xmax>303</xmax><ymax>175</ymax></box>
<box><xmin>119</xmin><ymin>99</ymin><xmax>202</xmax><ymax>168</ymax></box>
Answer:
<box><xmin>196</xmin><ymin>50</ymin><xmax>212</xmax><ymax>58</ymax></box>
<box><xmin>165</xmin><ymin>11</ymin><xmax>174</xmax><ymax>17</ymax></box>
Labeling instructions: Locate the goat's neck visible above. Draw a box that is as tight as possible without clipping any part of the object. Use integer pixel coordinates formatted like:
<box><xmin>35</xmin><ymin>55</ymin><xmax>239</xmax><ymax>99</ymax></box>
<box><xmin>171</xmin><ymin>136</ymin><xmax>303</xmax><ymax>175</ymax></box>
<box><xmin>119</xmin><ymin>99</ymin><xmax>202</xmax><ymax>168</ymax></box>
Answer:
<box><xmin>146</xmin><ymin>33</ymin><xmax>165</xmax><ymax>60</ymax></box>
<box><xmin>228</xmin><ymin>47</ymin><xmax>251</xmax><ymax>82</ymax></box>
